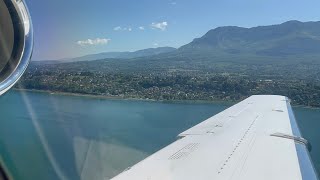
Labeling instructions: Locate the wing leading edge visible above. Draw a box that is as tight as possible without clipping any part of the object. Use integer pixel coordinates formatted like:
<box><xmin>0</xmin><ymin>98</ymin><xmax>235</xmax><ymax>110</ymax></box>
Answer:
<box><xmin>111</xmin><ymin>95</ymin><xmax>318</xmax><ymax>180</ymax></box>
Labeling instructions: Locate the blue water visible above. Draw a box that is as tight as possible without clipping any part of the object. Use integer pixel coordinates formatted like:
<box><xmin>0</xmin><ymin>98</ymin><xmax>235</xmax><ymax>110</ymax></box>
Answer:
<box><xmin>0</xmin><ymin>90</ymin><xmax>318</xmax><ymax>179</ymax></box>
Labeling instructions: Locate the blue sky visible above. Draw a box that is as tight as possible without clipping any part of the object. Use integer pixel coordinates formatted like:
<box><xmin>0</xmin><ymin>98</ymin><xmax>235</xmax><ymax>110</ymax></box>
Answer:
<box><xmin>26</xmin><ymin>0</ymin><xmax>320</xmax><ymax>60</ymax></box>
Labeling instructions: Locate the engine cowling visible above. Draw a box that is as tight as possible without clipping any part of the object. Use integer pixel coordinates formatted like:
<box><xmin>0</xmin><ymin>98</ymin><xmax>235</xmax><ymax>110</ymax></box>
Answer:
<box><xmin>0</xmin><ymin>0</ymin><xmax>33</xmax><ymax>95</ymax></box>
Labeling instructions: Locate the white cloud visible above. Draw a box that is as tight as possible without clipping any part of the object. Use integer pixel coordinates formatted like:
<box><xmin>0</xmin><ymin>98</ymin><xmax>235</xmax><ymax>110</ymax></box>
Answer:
<box><xmin>139</xmin><ymin>26</ymin><xmax>145</xmax><ymax>30</ymax></box>
<box><xmin>114</xmin><ymin>26</ymin><xmax>133</xmax><ymax>32</ymax></box>
<box><xmin>153</xmin><ymin>43</ymin><xmax>159</xmax><ymax>46</ymax></box>
<box><xmin>170</xmin><ymin>2</ymin><xmax>177</xmax><ymax>5</ymax></box>
<box><xmin>77</xmin><ymin>38</ymin><xmax>111</xmax><ymax>46</ymax></box>
<box><xmin>151</xmin><ymin>21</ymin><xmax>168</xmax><ymax>31</ymax></box>
<box><xmin>113</xmin><ymin>26</ymin><xmax>122</xmax><ymax>31</ymax></box>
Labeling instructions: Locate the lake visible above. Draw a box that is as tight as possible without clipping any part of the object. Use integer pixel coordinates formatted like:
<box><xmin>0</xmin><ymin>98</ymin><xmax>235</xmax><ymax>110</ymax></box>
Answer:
<box><xmin>0</xmin><ymin>90</ymin><xmax>319</xmax><ymax>179</ymax></box>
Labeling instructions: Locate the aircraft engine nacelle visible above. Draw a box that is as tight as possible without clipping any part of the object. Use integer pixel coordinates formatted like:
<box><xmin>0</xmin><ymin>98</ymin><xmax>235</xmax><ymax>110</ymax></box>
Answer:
<box><xmin>0</xmin><ymin>0</ymin><xmax>33</xmax><ymax>95</ymax></box>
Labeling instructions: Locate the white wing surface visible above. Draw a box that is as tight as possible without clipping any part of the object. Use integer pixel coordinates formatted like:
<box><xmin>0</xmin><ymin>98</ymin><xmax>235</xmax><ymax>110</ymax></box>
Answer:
<box><xmin>111</xmin><ymin>95</ymin><xmax>318</xmax><ymax>180</ymax></box>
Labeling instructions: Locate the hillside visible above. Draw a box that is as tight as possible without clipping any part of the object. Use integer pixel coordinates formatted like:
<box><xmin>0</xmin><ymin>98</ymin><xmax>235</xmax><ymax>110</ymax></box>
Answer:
<box><xmin>21</xmin><ymin>21</ymin><xmax>320</xmax><ymax>107</ymax></box>
<box><xmin>177</xmin><ymin>20</ymin><xmax>320</xmax><ymax>60</ymax></box>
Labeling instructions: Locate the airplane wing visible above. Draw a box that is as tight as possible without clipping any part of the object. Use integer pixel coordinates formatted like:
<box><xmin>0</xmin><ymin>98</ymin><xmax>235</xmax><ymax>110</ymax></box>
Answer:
<box><xmin>111</xmin><ymin>95</ymin><xmax>318</xmax><ymax>180</ymax></box>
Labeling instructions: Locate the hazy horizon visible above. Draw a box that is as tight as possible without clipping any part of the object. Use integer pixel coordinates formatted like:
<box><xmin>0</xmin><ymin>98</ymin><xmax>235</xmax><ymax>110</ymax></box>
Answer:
<box><xmin>26</xmin><ymin>0</ymin><xmax>320</xmax><ymax>60</ymax></box>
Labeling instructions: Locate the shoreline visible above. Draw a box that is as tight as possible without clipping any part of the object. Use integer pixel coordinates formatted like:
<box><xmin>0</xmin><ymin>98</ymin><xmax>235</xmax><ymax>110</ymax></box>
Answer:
<box><xmin>12</xmin><ymin>88</ymin><xmax>236</xmax><ymax>105</ymax></box>
<box><xmin>12</xmin><ymin>88</ymin><xmax>319</xmax><ymax>109</ymax></box>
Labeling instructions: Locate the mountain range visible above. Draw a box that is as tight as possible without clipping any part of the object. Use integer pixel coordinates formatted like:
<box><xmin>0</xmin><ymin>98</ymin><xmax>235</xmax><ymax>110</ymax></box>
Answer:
<box><xmin>36</xmin><ymin>20</ymin><xmax>320</xmax><ymax>71</ymax></box>
<box><xmin>178</xmin><ymin>20</ymin><xmax>320</xmax><ymax>57</ymax></box>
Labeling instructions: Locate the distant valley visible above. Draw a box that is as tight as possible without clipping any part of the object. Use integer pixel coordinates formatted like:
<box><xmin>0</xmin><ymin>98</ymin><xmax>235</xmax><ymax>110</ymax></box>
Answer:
<box><xmin>70</xmin><ymin>46</ymin><xmax>177</xmax><ymax>62</ymax></box>
<box><xmin>38</xmin><ymin>47</ymin><xmax>177</xmax><ymax>63</ymax></box>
